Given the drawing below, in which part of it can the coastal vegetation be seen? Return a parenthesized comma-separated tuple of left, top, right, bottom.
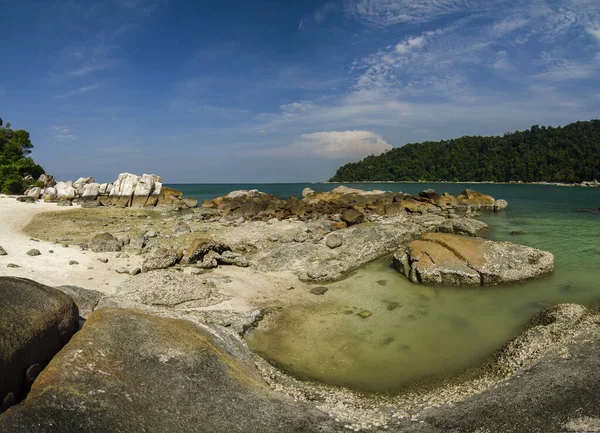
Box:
(330, 120, 600, 183)
(0, 118, 45, 194)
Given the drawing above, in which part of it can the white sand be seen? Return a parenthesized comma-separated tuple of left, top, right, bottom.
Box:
(0, 196, 140, 295)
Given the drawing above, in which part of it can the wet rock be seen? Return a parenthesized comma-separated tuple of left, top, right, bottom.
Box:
(0, 277, 77, 413)
(26, 249, 41, 256)
(16, 196, 35, 203)
(0, 308, 339, 432)
(89, 232, 122, 253)
(325, 233, 343, 249)
(394, 232, 554, 286)
(494, 199, 508, 212)
(310, 286, 329, 295)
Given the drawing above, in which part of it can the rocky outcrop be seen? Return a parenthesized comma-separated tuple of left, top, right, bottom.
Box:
(23, 173, 197, 210)
(0, 277, 78, 413)
(394, 232, 553, 285)
(0, 308, 339, 432)
(202, 186, 507, 223)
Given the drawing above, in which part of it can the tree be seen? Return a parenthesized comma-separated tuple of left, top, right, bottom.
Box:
(0, 118, 45, 194)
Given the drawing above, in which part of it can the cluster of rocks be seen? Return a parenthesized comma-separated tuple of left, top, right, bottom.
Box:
(393, 232, 554, 286)
(21, 173, 197, 209)
(200, 186, 508, 224)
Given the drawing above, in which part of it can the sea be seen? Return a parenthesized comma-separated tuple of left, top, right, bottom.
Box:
(168, 183, 600, 393)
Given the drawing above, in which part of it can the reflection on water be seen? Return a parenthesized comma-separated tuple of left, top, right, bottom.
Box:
(245, 184, 600, 392)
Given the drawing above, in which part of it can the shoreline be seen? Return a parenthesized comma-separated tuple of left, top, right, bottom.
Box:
(2, 189, 599, 431)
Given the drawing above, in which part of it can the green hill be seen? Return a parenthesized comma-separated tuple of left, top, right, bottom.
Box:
(329, 120, 600, 183)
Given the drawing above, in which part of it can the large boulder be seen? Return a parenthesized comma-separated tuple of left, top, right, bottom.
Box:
(131, 174, 162, 208)
(73, 177, 94, 195)
(0, 308, 339, 432)
(108, 173, 139, 207)
(26, 187, 41, 200)
(456, 189, 495, 211)
(80, 183, 100, 204)
(89, 233, 122, 253)
(54, 181, 76, 201)
(142, 247, 182, 272)
(209, 190, 285, 220)
(180, 238, 230, 264)
(394, 232, 554, 285)
(42, 187, 57, 202)
(37, 174, 56, 188)
(0, 277, 78, 413)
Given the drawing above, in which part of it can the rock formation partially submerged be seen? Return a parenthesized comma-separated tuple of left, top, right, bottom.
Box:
(202, 186, 508, 223)
(394, 232, 554, 285)
(22, 173, 197, 209)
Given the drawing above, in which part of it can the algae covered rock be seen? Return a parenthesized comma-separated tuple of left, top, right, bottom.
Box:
(0, 277, 78, 413)
(0, 308, 339, 432)
(394, 232, 554, 286)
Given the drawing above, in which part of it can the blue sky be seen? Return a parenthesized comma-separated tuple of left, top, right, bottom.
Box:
(1, 0, 599, 183)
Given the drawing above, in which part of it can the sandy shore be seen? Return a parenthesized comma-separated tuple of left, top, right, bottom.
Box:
(0, 195, 140, 295)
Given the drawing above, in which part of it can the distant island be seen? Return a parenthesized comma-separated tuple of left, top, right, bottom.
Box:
(329, 120, 600, 183)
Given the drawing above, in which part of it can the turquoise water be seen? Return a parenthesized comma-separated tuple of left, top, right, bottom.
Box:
(170, 183, 600, 392)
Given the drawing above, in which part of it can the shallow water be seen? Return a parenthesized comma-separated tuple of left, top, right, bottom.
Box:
(171, 182, 600, 392)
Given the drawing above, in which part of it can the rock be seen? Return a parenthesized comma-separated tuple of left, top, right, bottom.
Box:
(73, 176, 94, 195)
(0, 277, 78, 413)
(16, 196, 34, 203)
(130, 267, 141, 276)
(55, 285, 103, 319)
(438, 218, 489, 237)
(325, 233, 343, 249)
(394, 232, 554, 286)
(210, 190, 285, 220)
(132, 174, 162, 208)
(494, 199, 508, 212)
(181, 238, 230, 264)
(142, 248, 181, 272)
(56, 199, 72, 207)
(357, 310, 372, 318)
(456, 189, 496, 211)
(511, 230, 526, 235)
(419, 188, 440, 201)
(89, 233, 122, 253)
(172, 220, 191, 235)
(26, 187, 41, 200)
(341, 208, 364, 226)
(26, 249, 40, 256)
(0, 246, 6, 256)
(302, 187, 315, 197)
(41, 187, 57, 202)
(108, 173, 139, 207)
(79, 199, 100, 208)
(68, 260, 78, 265)
(310, 286, 329, 295)
(0, 308, 339, 432)
(330, 221, 347, 231)
(6, 264, 20, 268)
(199, 250, 220, 269)
(157, 186, 184, 208)
(54, 181, 77, 201)
(395, 197, 437, 214)
(385, 202, 406, 216)
(180, 197, 198, 208)
(113, 270, 217, 308)
(97, 258, 108, 263)
(130, 233, 146, 249)
(37, 174, 56, 188)
(80, 182, 100, 203)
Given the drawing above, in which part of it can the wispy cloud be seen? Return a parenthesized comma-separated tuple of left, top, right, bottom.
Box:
(56, 84, 99, 98)
(250, 130, 392, 159)
(69, 63, 114, 77)
(51, 126, 79, 141)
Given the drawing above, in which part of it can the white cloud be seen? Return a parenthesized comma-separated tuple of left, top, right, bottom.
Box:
(344, 0, 485, 25)
(588, 26, 600, 41)
(51, 126, 78, 141)
(491, 17, 528, 35)
(395, 36, 427, 54)
(493, 50, 512, 70)
(313, 2, 336, 23)
(253, 130, 392, 160)
(69, 64, 112, 77)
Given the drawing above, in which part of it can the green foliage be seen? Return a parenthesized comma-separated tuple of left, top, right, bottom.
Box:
(329, 120, 600, 183)
(0, 118, 45, 194)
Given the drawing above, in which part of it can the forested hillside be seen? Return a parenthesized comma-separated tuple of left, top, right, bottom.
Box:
(329, 120, 600, 183)
(0, 118, 45, 193)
